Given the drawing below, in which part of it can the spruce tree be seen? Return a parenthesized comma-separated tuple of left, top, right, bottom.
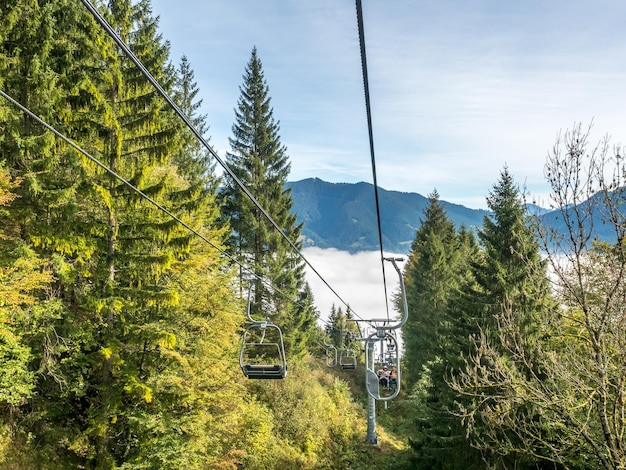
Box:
(402, 190, 457, 387)
(457, 167, 556, 468)
(172, 54, 217, 185)
(326, 304, 360, 353)
(222, 47, 316, 355)
(0, 3, 96, 466)
(401, 191, 482, 468)
(76, 2, 231, 466)
(1, 0, 225, 465)
(471, 166, 553, 360)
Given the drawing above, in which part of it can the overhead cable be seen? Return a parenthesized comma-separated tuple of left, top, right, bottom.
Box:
(79, 0, 362, 320)
(0, 88, 308, 313)
(355, 0, 390, 320)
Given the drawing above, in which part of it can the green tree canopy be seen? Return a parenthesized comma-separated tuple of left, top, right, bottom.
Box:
(400, 190, 481, 469)
(452, 167, 557, 469)
(221, 47, 317, 356)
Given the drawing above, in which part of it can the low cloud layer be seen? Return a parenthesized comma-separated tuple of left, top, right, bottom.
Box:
(302, 247, 405, 327)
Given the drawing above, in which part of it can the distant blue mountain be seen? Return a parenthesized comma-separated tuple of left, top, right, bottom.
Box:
(288, 178, 626, 254)
(539, 189, 626, 245)
(525, 203, 552, 216)
(287, 178, 490, 254)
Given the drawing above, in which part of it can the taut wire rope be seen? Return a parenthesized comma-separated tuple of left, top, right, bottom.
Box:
(355, 0, 390, 320)
(79, 0, 372, 324)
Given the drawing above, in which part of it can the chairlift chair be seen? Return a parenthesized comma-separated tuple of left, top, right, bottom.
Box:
(363, 258, 409, 401)
(322, 331, 338, 368)
(239, 283, 287, 380)
(365, 332, 399, 398)
(339, 348, 357, 370)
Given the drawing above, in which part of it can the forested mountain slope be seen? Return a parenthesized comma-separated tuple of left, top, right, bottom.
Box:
(288, 177, 626, 253)
(5, 2, 626, 469)
(288, 178, 490, 253)
(0, 3, 404, 468)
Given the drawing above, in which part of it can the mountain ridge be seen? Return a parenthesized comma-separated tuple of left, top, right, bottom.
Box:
(287, 178, 491, 253)
(288, 178, 626, 254)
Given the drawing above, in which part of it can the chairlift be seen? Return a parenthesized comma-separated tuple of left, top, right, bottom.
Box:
(366, 332, 399, 399)
(376, 353, 385, 366)
(239, 283, 287, 379)
(339, 348, 357, 370)
(322, 331, 338, 368)
(363, 258, 409, 401)
(384, 331, 398, 364)
(324, 327, 357, 370)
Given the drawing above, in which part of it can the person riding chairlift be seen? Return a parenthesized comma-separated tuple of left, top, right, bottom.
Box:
(389, 365, 397, 390)
(378, 366, 390, 389)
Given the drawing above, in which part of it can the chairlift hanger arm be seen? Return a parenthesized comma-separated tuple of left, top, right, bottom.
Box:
(364, 331, 401, 401)
(348, 258, 408, 332)
(379, 257, 408, 330)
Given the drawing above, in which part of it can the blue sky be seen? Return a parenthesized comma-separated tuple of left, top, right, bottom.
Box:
(146, 0, 626, 322)
(151, 0, 626, 211)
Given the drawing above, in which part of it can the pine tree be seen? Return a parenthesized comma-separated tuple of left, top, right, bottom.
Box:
(326, 304, 342, 347)
(401, 191, 482, 468)
(1, 3, 391, 468)
(221, 47, 315, 355)
(172, 54, 217, 185)
(0, 3, 95, 466)
(290, 281, 320, 354)
(0, 0, 84, 241)
(1, 0, 230, 465)
(470, 167, 554, 374)
(326, 304, 360, 352)
(402, 190, 457, 388)
(76, 3, 236, 466)
(455, 167, 556, 469)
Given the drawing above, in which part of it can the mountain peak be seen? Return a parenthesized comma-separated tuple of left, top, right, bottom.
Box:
(287, 178, 489, 254)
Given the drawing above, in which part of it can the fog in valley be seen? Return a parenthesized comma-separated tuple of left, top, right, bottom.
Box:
(302, 247, 405, 326)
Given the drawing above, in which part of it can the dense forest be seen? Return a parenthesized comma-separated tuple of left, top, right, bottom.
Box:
(2, 1, 626, 469)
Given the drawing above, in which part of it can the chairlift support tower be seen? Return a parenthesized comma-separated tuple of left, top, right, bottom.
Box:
(351, 257, 408, 444)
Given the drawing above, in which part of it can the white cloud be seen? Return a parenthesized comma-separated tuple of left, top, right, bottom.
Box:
(302, 247, 406, 328)
(152, 0, 626, 209)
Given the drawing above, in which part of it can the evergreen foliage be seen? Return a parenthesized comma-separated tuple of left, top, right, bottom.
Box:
(326, 304, 360, 349)
(5, 3, 626, 469)
(450, 126, 626, 469)
(221, 47, 317, 356)
(171, 54, 217, 188)
(0, 1, 239, 466)
(452, 167, 557, 469)
(400, 190, 481, 468)
(402, 190, 458, 387)
(0, 3, 402, 468)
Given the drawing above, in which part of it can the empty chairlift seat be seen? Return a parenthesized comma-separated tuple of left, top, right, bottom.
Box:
(239, 282, 288, 380)
(239, 322, 287, 380)
(340, 348, 357, 370)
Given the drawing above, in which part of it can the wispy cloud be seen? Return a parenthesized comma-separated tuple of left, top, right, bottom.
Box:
(153, 0, 626, 209)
